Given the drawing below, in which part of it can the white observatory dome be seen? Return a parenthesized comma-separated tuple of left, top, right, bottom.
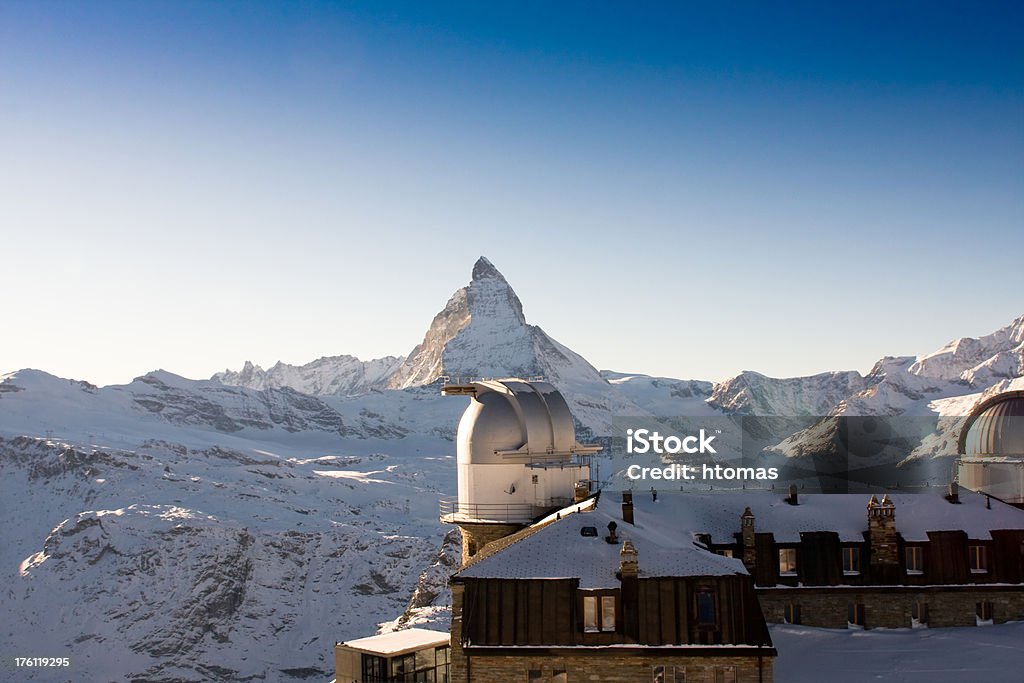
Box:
(441, 379, 599, 525)
(958, 391, 1024, 506)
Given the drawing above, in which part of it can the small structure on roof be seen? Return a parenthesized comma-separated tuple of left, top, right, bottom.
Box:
(334, 628, 449, 683)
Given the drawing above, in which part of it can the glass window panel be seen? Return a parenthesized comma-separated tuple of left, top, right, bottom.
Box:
(970, 545, 988, 571)
(779, 548, 797, 574)
(601, 596, 616, 631)
(697, 590, 716, 624)
(905, 546, 923, 573)
(583, 596, 598, 632)
(843, 547, 860, 573)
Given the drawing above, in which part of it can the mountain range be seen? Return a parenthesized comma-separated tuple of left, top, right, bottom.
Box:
(1, 256, 1021, 681)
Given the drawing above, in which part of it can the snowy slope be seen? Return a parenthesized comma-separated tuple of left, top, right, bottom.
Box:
(772, 622, 1024, 683)
(0, 370, 457, 682)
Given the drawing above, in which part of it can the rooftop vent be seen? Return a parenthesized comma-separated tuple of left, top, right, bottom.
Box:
(786, 484, 799, 506)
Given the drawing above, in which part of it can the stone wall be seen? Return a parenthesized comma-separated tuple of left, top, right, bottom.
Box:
(457, 522, 524, 565)
(454, 652, 772, 683)
(758, 585, 1024, 629)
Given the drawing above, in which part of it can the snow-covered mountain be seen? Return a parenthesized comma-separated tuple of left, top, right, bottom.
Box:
(217, 257, 646, 433)
(214, 355, 404, 397)
(2, 254, 1022, 682)
(771, 316, 1024, 464)
(708, 370, 866, 416)
(909, 315, 1024, 386)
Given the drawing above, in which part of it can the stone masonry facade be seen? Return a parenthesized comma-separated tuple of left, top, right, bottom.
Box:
(452, 653, 773, 683)
(758, 585, 1024, 629)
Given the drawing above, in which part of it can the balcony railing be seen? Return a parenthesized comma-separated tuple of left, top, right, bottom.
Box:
(439, 496, 573, 523)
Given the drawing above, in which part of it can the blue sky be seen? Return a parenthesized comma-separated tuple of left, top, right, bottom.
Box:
(2, 1, 1022, 385)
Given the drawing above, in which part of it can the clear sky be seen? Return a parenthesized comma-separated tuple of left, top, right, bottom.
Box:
(2, 1, 1022, 386)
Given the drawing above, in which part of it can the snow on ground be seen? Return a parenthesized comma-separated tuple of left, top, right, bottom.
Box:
(772, 622, 1024, 682)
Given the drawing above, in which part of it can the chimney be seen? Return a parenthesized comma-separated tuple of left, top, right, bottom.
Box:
(740, 507, 756, 572)
(946, 481, 960, 504)
(868, 494, 898, 581)
(622, 490, 635, 525)
(787, 484, 799, 505)
(574, 480, 591, 503)
(618, 539, 638, 579)
(605, 521, 619, 544)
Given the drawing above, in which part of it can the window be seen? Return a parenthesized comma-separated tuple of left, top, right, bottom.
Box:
(583, 596, 598, 632)
(784, 601, 801, 625)
(717, 548, 734, 558)
(552, 669, 567, 683)
(653, 666, 686, 683)
(361, 654, 387, 683)
(601, 596, 616, 631)
(715, 667, 736, 683)
(582, 593, 616, 632)
(848, 603, 865, 628)
(528, 671, 543, 683)
(842, 547, 861, 575)
(779, 547, 797, 575)
(912, 601, 928, 627)
(969, 545, 988, 573)
(977, 601, 994, 623)
(697, 590, 717, 624)
(905, 546, 923, 574)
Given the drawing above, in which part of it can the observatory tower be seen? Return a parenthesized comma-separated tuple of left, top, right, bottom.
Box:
(958, 390, 1024, 508)
(440, 379, 600, 564)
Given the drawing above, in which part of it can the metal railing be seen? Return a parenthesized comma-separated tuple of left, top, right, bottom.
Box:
(439, 496, 572, 523)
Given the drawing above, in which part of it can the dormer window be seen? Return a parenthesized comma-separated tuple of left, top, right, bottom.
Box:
(905, 546, 924, 574)
(778, 548, 797, 576)
(969, 545, 988, 573)
(696, 589, 717, 625)
(582, 592, 617, 632)
(842, 547, 861, 575)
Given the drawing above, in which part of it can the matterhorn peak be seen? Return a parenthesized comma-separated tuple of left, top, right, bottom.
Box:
(471, 255, 504, 282)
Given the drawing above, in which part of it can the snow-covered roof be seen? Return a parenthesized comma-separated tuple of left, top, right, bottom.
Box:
(340, 628, 449, 655)
(629, 488, 1024, 543)
(457, 488, 1024, 587)
(456, 502, 748, 588)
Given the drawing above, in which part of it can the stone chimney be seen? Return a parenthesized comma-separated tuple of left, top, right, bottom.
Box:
(868, 494, 898, 580)
(619, 539, 638, 579)
(740, 507, 756, 572)
(622, 490, 635, 525)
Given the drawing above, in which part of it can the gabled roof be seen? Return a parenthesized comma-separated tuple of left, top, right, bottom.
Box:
(455, 499, 747, 588)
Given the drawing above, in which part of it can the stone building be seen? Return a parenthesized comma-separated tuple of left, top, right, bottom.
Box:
(450, 496, 776, 683)
(625, 487, 1024, 630)
(437, 381, 1024, 681)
